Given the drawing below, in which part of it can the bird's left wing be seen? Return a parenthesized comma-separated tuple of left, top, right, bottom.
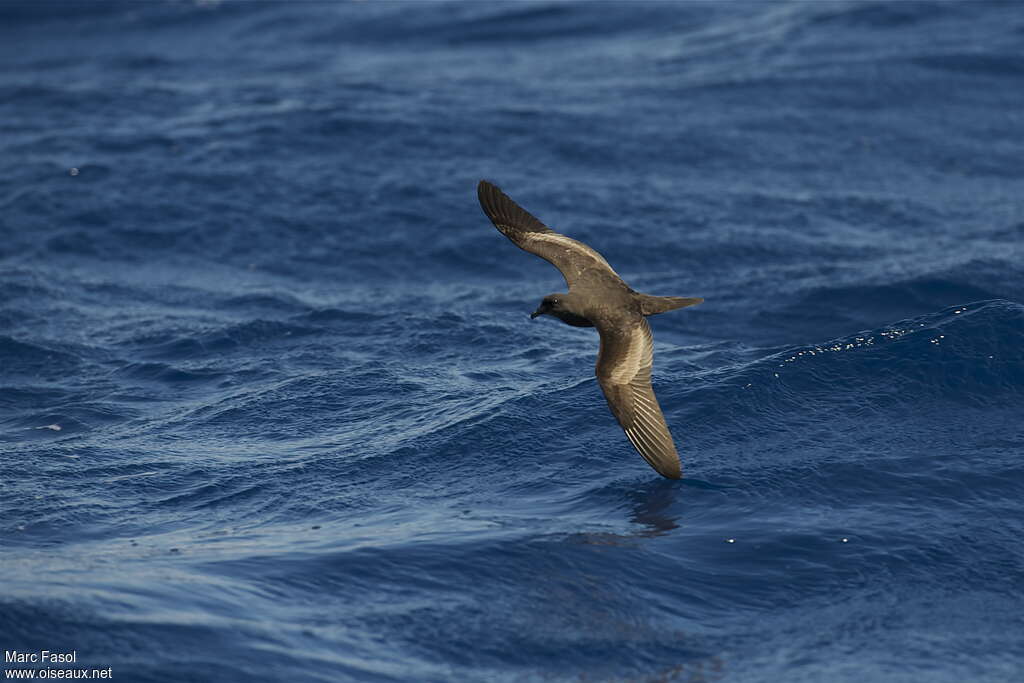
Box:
(477, 180, 624, 289)
(596, 318, 682, 479)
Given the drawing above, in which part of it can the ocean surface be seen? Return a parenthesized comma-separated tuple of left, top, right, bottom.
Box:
(2, 1, 1023, 681)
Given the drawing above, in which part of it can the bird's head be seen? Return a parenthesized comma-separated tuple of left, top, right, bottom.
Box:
(531, 294, 567, 320)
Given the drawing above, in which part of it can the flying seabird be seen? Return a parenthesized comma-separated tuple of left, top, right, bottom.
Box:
(477, 180, 703, 479)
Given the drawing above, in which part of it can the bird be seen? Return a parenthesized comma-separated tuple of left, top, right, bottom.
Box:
(477, 180, 703, 479)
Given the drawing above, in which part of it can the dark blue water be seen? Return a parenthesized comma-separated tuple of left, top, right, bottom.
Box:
(2, 2, 1023, 681)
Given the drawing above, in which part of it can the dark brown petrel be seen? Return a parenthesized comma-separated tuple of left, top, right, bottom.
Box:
(477, 180, 703, 479)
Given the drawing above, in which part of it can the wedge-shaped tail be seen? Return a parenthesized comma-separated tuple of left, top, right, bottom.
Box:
(637, 295, 703, 317)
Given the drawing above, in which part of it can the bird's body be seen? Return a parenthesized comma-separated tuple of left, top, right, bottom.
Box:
(477, 180, 702, 479)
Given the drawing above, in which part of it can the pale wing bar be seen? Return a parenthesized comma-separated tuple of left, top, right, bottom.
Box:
(597, 319, 682, 479)
(477, 180, 622, 288)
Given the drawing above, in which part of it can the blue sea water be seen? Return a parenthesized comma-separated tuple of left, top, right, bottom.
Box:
(2, 1, 1023, 681)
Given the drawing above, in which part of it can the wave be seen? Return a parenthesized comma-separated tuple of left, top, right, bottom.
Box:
(770, 298, 1021, 400)
(0, 335, 84, 376)
(805, 1, 962, 29)
(675, 300, 1023, 464)
(0, 1, 135, 22)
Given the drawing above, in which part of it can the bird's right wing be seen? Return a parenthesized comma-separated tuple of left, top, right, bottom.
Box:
(477, 180, 624, 289)
(596, 318, 682, 479)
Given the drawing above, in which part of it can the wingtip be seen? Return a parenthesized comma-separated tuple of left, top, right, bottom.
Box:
(477, 179, 498, 217)
(477, 179, 500, 210)
(476, 180, 553, 238)
(659, 465, 683, 480)
(477, 179, 498, 196)
(647, 450, 683, 479)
